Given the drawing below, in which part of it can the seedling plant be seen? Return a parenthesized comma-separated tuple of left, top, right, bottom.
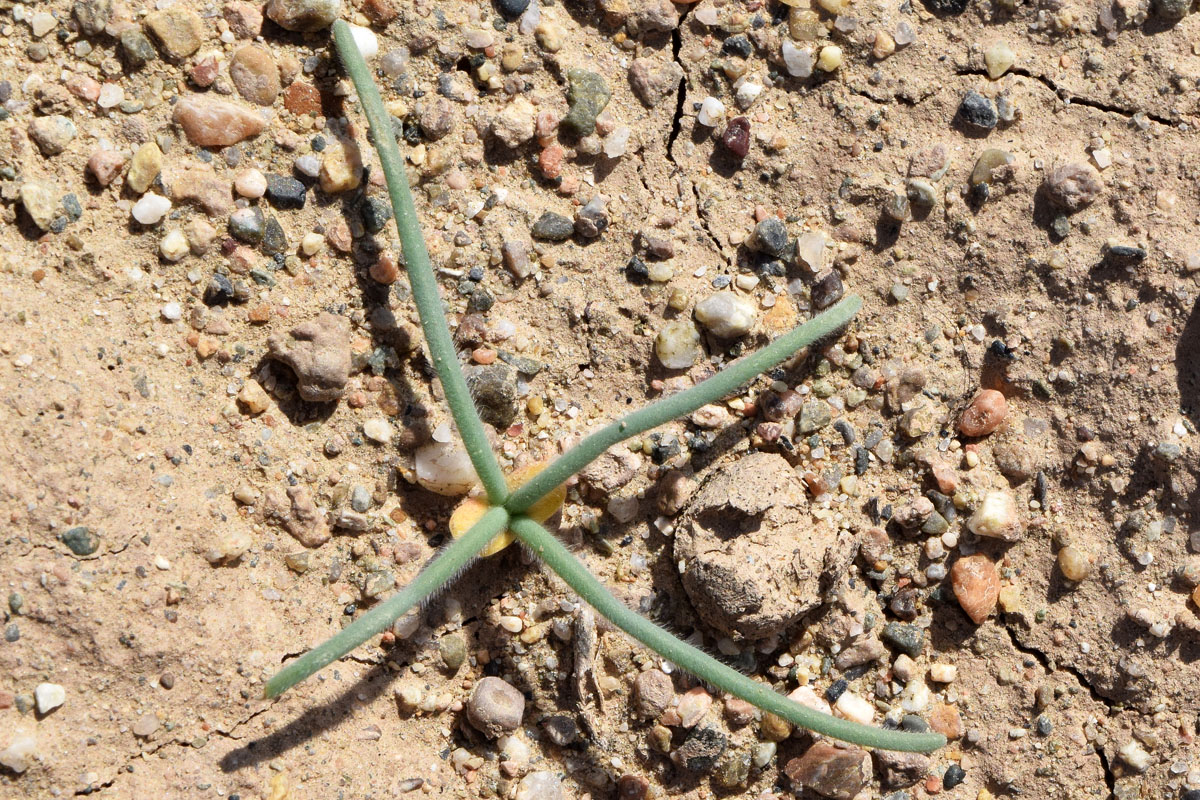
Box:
(264, 20, 945, 757)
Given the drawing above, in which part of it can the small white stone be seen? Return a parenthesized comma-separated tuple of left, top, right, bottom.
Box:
(234, 168, 267, 199)
(294, 154, 321, 178)
(655, 319, 703, 370)
(892, 654, 918, 682)
(900, 678, 931, 712)
(929, 663, 958, 683)
(516, 771, 563, 800)
(30, 12, 57, 38)
(498, 615, 524, 633)
(817, 45, 843, 72)
(967, 490, 1020, 540)
(1119, 740, 1151, 772)
(1091, 147, 1112, 170)
(734, 78, 762, 109)
(834, 692, 874, 724)
(0, 735, 36, 773)
(795, 231, 826, 271)
(97, 84, 124, 109)
(694, 292, 757, 338)
(498, 734, 531, 768)
(34, 683, 66, 714)
(984, 42, 1015, 79)
(132, 193, 172, 225)
(160, 302, 183, 321)
(415, 442, 478, 496)
(697, 96, 725, 127)
(363, 418, 393, 444)
(301, 232, 326, 256)
(160, 229, 189, 262)
(603, 126, 631, 158)
(348, 23, 379, 60)
(781, 39, 813, 78)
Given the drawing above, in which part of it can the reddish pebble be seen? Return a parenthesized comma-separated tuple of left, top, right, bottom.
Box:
(721, 116, 751, 159)
(87, 150, 127, 186)
(66, 75, 101, 103)
(928, 702, 963, 739)
(284, 82, 322, 116)
(617, 774, 649, 800)
(951, 554, 1000, 624)
(925, 774, 943, 794)
(370, 251, 400, 284)
(327, 218, 353, 252)
(535, 110, 560, 145)
(190, 54, 219, 88)
(539, 144, 564, 179)
(247, 304, 271, 324)
(472, 347, 497, 365)
(958, 389, 1007, 437)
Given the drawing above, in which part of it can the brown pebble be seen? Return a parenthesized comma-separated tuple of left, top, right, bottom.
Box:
(1057, 545, 1092, 582)
(928, 702, 962, 739)
(230, 45, 281, 106)
(958, 389, 1007, 437)
(784, 742, 873, 800)
(369, 251, 400, 284)
(87, 150, 126, 186)
(173, 96, 267, 147)
(617, 774, 649, 800)
(284, 82, 322, 116)
(224, 2, 264, 38)
(190, 54, 219, 88)
(951, 554, 1000, 624)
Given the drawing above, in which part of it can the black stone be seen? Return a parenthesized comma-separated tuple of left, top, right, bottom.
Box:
(1035, 715, 1053, 736)
(921, 0, 969, 13)
(463, 362, 518, 428)
(942, 764, 966, 789)
(626, 256, 649, 282)
(119, 29, 156, 67)
(748, 217, 789, 258)
(673, 727, 727, 773)
(204, 273, 235, 306)
(721, 35, 752, 58)
(957, 91, 997, 130)
(495, 0, 530, 19)
(825, 679, 848, 703)
(541, 715, 579, 746)
(901, 715, 930, 733)
(1104, 244, 1147, 265)
(811, 270, 844, 309)
(362, 196, 393, 234)
(881, 622, 924, 657)
(265, 174, 307, 210)
(261, 216, 287, 255)
(531, 211, 574, 241)
(229, 207, 265, 244)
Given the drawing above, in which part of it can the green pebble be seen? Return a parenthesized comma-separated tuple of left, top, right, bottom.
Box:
(61, 526, 99, 556)
(439, 633, 468, 672)
(881, 622, 924, 657)
(561, 69, 611, 137)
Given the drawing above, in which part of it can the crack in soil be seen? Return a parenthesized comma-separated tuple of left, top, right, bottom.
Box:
(998, 619, 1118, 795)
(957, 67, 1175, 127)
(662, 10, 725, 261)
